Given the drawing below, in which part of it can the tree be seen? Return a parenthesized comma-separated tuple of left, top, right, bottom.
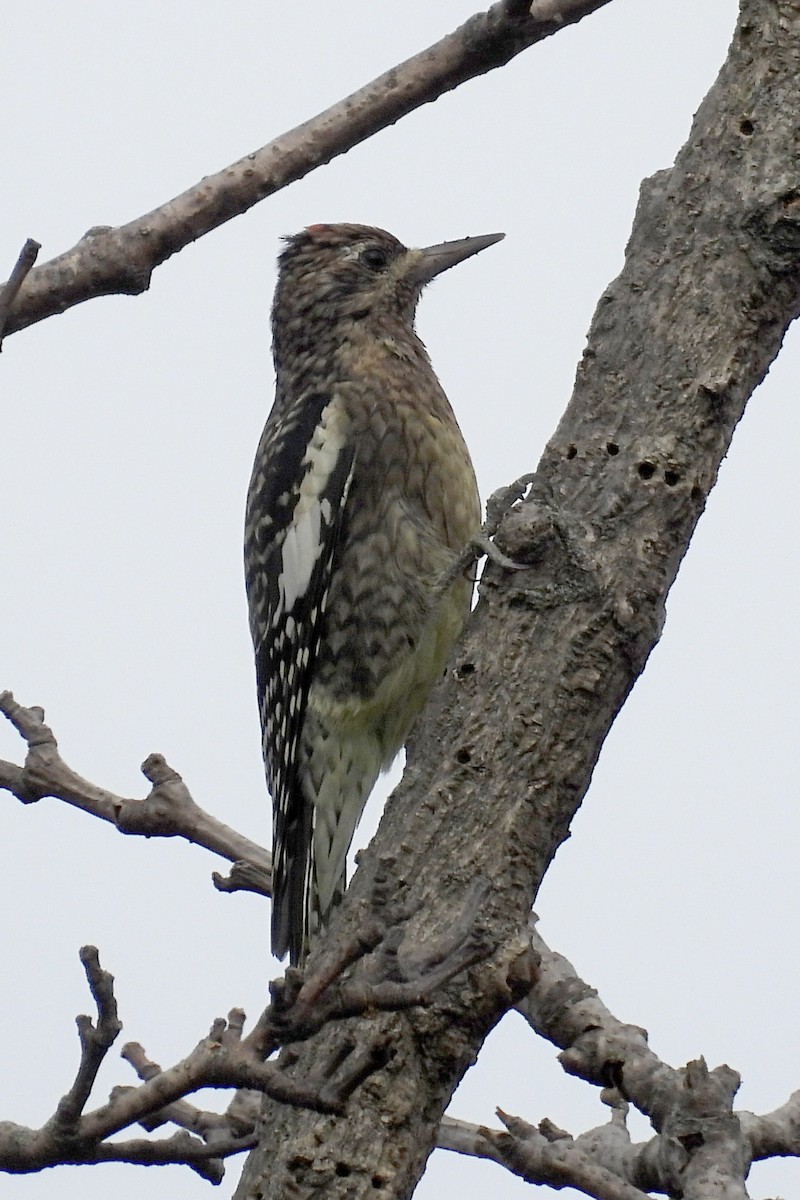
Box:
(1, 1, 797, 1198)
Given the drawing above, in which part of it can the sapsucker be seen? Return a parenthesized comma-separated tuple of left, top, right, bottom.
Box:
(245, 223, 504, 966)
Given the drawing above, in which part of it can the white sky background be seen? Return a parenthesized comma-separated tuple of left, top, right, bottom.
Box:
(1, 2, 796, 1198)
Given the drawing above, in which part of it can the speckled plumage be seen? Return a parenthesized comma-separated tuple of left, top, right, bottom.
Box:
(245, 223, 502, 965)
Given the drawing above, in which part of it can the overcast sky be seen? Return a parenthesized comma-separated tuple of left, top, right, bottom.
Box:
(3, 2, 797, 1198)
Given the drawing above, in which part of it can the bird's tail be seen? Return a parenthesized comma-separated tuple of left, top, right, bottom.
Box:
(270, 792, 314, 966)
(281, 726, 384, 966)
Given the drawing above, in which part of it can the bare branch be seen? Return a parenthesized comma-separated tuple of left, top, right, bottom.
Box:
(55, 1130, 249, 1184)
(494, 1107, 654, 1200)
(513, 925, 755, 1199)
(0, 239, 39, 345)
(213, 860, 271, 897)
(0, 971, 376, 1176)
(517, 920, 681, 1124)
(742, 1089, 800, 1160)
(0, 0, 613, 338)
(441, 1008, 759, 1200)
(0, 876, 489, 1178)
(440, 1109, 654, 1200)
(662, 1059, 749, 1200)
(0, 691, 271, 889)
(51, 947, 122, 1133)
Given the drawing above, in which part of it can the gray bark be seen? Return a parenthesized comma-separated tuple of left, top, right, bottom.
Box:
(236, 1, 800, 1196)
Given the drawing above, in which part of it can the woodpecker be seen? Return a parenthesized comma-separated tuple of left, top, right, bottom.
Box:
(245, 223, 504, 966)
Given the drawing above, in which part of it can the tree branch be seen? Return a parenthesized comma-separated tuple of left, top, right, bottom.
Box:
(0, 239, 39, 345)
(0, 690, 272, 889)
(0, 872, 490, 1180)
(52, 947, 122, 1133)
(445, 924, 791, 1198)
(518, 921, 681, 1125)
(742, 1090, 800, 1161)
(440, 1109, 653, 1200)
(0, 0, 612, 338)
(516, 925, 754, 1198)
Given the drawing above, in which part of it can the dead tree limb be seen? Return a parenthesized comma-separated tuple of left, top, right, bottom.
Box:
(0, 0, 611, 338)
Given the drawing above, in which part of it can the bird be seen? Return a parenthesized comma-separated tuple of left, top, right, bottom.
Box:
(244, 223, 504, 966)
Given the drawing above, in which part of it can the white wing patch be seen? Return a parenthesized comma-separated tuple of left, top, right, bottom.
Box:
(278, 399, 348, 616)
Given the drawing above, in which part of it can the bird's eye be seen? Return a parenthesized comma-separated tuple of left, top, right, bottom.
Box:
(360, 246, 389, 271)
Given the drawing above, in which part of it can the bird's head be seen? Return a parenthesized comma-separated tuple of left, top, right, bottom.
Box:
(271, 224, 504, 360)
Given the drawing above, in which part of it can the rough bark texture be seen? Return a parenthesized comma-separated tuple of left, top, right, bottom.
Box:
(236, 2, 800, 1197)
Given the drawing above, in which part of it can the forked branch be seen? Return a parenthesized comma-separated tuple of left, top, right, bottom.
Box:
(439, 923, 800, 1200)
(0, 870, 492, 1181)
(0, 691, 271, 893)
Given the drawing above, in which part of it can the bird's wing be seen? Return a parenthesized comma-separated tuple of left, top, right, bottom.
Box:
(245, 390, 355, 962)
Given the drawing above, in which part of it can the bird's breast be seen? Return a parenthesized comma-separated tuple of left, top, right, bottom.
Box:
(309, 367, 480, 749)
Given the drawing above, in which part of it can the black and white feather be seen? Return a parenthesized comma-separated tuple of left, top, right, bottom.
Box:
(245, 389, 355, 962)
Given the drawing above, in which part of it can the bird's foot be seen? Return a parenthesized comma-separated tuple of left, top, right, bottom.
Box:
(437, 472, 538, 591)
(483, 472, 538, 540)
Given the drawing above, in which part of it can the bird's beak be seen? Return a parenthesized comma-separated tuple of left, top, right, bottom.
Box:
(409, 232, 505, 286)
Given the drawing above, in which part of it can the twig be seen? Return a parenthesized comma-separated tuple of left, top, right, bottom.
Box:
(441, 1104, 652, 1200)
(0, 877, 490, 1178)
(51, 947, 122, 1133)
(0, 239, 39, 346)
(0, 1, 613, 338)
(493, 1108, 652, 1200)
(440, 1111, 654, 1200)
(0, 691, 271, 890)
(213, 859, 271, 897)
(508, 923, 756, 1198)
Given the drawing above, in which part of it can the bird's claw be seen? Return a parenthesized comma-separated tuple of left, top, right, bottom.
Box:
(473, 471, 538, 574)
(483, 473, 538, 536)
(471, 534, 528, 573)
